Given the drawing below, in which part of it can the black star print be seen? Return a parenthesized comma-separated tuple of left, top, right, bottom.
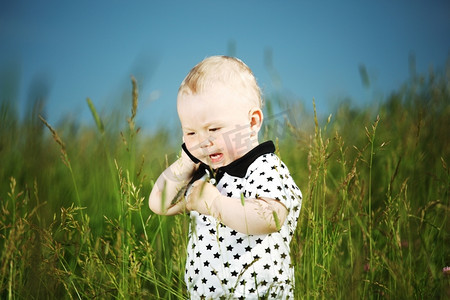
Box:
(240, 279, 246, 286)
(202, 278, 207, 284)
(190, 260, 194, 266)
(184, 145, 303, 297)
(273, 276, 278, 282)
(196, 252, 201, 257)
(193, 285, 198, 291)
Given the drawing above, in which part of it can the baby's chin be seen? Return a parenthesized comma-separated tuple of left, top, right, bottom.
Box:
(203, 160, 226, 170)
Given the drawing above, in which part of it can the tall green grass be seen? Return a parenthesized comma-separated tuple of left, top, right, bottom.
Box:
(1, 67, 449, 299)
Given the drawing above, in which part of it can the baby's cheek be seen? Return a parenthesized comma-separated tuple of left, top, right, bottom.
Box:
(184, 140, 200, 154)
(226, 132, 253, 157)
(186, 144, 208, 162)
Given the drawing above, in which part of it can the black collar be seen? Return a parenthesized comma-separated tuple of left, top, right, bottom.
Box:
(187, 141, 275, 184)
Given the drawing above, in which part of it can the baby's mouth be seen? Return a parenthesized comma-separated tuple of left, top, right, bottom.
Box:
(209, 153, 223, 163)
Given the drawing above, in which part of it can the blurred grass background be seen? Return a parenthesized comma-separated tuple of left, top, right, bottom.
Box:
(1, 60, 449, 298)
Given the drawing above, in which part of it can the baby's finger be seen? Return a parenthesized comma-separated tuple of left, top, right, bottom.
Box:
(192, 179, 210, 196)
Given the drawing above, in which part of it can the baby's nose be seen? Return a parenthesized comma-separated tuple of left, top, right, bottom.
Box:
(199, 134, 214, 148)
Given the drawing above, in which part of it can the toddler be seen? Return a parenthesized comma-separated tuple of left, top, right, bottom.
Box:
(149, 56, 302, 299)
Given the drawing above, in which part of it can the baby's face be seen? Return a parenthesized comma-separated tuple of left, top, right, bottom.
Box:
(178, 84, 261, 169)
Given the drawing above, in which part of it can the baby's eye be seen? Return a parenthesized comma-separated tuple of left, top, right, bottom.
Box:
(186, 132, 195, 136)
(209, 127, 221, 132)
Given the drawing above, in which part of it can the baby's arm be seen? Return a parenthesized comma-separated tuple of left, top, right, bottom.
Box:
(149, 149, 198, 215)
(187, 180, 288, 235)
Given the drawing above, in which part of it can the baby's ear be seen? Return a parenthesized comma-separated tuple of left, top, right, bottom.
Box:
(249, 107, 263, 134)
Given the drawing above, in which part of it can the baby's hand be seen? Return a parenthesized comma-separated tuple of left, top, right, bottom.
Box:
(179, 146, 200, 175)
(186, 179, 221, 216)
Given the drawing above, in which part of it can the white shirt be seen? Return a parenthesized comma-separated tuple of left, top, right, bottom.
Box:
(185, 141, 302, 299)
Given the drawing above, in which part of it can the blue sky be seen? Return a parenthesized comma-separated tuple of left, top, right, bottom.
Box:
(1, 0, 449, 132)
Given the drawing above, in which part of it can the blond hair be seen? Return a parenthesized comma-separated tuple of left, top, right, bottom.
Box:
(178, 56, 262, 108)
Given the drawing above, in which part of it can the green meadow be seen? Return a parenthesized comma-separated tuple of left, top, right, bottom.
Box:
(1, 67, 449, 299)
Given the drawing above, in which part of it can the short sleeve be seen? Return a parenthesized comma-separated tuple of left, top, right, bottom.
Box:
(243, 153, 299, 210)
